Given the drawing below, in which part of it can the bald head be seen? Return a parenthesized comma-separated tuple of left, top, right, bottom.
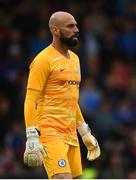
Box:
(48, 11, 79, 47)
(49, 11, 75, 29)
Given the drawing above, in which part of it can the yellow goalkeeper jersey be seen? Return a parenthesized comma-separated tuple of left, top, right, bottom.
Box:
(27, 45, 81, 146)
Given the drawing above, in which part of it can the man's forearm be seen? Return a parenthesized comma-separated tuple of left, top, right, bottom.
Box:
(76, 103, 85, 127)
(24, 89, 41, 127)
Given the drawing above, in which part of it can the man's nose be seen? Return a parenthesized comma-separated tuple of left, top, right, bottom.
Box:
(74, 26, 79, 33)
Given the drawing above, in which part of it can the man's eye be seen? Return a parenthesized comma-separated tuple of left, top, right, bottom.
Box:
(67, 24, 74, 28)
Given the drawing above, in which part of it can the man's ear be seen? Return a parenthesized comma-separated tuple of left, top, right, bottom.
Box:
(53, 26, 60, 36)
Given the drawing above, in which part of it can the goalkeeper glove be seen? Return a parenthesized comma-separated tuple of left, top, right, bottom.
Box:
(78, 122, 101, 161)
(24, 126, 47, 167)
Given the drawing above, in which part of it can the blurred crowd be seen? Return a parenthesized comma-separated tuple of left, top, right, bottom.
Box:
(0, 0, 136, 178)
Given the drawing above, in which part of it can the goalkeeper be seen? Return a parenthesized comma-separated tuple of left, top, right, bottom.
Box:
(24, 11, 100, 179)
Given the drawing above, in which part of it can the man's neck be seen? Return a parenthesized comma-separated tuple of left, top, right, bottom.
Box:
(52, 41, 70, 59)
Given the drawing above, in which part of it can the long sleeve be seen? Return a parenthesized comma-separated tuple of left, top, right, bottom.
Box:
(24, 54, 50, 128)
(76, 103, 85, 127)
(24, 89, 41, 127)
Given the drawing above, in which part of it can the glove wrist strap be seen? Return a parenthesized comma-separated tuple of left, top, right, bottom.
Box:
(26, 126, 39, 139)
(78, 122, 91, 137)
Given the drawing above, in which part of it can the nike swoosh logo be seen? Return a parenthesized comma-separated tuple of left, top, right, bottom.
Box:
(60, 68, 65, 71)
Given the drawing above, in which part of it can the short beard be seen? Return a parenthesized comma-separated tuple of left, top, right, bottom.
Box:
(60, 32, 79, 47)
